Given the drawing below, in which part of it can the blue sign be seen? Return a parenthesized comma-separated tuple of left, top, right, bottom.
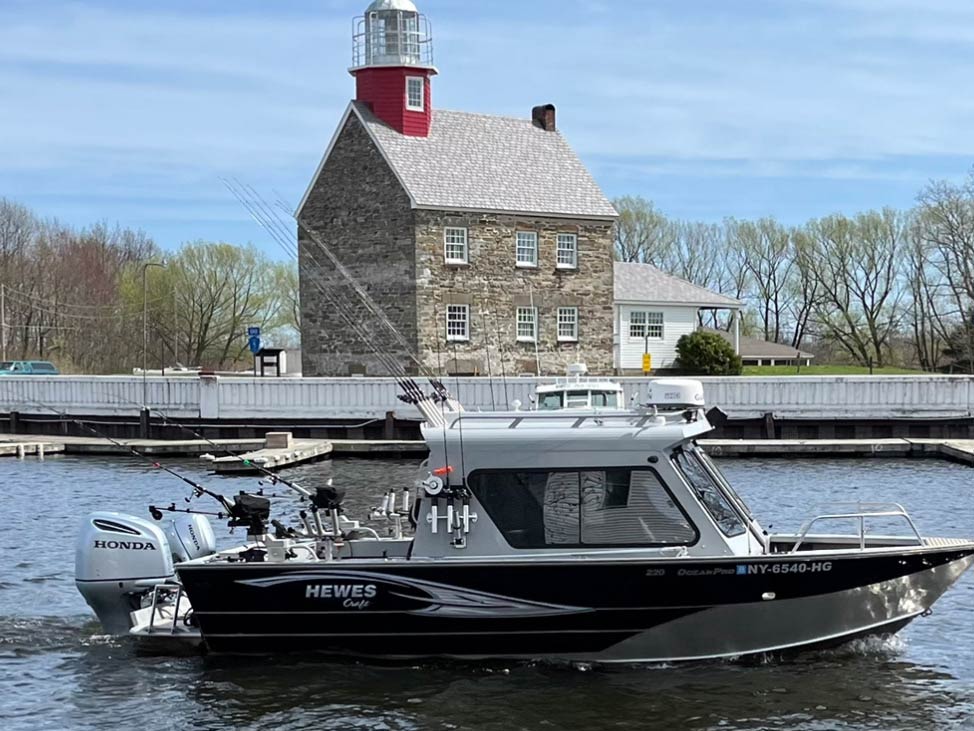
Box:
(247, 326, 261, 338)
(248, 335, 261, 354)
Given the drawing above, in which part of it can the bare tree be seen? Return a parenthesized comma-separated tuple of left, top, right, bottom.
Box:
(732, 217, 793, 343)
(915, 174, 974, 371)
(612, 196, 675, 264)
(805, 210, 905, 367)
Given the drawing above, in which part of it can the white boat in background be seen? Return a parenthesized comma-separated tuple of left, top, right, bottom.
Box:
(532, 363, 626, 411)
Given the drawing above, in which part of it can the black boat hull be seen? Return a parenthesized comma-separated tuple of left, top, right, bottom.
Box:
(176, 547, 974, 661)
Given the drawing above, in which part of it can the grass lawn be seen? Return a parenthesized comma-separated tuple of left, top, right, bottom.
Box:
(742, 364, 928, 376)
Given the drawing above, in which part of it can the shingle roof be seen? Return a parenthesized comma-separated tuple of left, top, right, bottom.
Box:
(613, 261, 742, 308)
(703, 327, 815, 359)
(352, 102, 618, 219)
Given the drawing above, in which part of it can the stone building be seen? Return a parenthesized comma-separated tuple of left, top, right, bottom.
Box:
(297, 0, 618, 377)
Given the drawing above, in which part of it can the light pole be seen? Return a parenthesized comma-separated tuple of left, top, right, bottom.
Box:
(142, 261, 165, 409)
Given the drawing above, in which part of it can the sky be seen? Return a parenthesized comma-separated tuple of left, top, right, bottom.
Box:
(2, 0, 973, 258)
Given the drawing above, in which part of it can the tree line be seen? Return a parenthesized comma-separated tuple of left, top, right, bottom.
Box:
(0, 198, 298, 373)
(613, 169, 974, 371)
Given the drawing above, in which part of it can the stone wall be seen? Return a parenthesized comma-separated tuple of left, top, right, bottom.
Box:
(298, 113, 418, 376)
(414, 210, 616, 376)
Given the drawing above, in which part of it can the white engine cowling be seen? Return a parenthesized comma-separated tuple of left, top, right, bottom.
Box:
(75, 512, 175, 634)
(162, 513, 217, 562)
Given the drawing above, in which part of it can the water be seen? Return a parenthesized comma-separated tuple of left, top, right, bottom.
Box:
(2, 455, 974, 730)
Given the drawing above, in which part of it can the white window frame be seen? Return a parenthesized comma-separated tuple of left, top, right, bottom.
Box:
(515, 231, 538, 268)
(405, 76, 425, 112)
(629, 310, 664, 340)
(516, 306, 537, 342)
(443, 227, 468, 264)
(556, 233, 577, 269)
(446, 304, 469, 341)
(557, 306, 578, 342)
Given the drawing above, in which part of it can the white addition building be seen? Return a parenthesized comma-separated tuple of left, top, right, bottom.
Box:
(613, 262, 742, 373)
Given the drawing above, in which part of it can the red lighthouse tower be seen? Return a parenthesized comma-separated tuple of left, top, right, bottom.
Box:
(350, 0, 437, 137)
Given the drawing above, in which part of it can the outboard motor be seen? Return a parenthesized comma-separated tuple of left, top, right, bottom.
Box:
(75, 512, 175, 634)
(161, 513, 217, 563)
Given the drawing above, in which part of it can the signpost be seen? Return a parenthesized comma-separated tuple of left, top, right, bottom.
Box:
(642, 352, 652, 374)
(248, 327, 261, 376)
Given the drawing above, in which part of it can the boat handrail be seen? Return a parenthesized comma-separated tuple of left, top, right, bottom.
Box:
(444, 410, 693, 429)
(790, 506, 924, 552)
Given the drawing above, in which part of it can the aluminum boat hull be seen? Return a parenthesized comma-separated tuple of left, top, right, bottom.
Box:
(176, 546, 974, 661)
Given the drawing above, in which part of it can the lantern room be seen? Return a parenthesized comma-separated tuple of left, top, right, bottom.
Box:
(350, 0, 437, 137)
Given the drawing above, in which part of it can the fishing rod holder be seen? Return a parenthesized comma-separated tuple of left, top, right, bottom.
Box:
(425, 485, 478, 548)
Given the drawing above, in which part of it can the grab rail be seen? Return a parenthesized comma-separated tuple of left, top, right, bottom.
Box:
(790, 503, 924, 552)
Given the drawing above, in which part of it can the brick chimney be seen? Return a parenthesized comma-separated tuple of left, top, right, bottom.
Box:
(532, 104, 556, 132)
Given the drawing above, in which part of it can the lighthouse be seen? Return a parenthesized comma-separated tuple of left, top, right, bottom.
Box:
(350, 0, 437, 137)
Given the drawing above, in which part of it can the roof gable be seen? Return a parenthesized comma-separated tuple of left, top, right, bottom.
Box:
(613, 261, 742, 308)
(298, 101, 617, 220)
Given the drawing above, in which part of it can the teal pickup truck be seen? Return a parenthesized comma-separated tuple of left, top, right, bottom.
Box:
(0, 360, 59, 375)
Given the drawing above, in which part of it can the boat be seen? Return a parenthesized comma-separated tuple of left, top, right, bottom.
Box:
(531, 362, 626, 411)
(75, 378, 974, 661)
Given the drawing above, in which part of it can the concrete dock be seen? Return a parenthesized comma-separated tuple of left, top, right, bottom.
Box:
(4, 432, 974, 467)
(0, 433, 427, 460)
(0, 440, 65, 458)
(211, 433, 333, 474)
(700, 438, 974, 466)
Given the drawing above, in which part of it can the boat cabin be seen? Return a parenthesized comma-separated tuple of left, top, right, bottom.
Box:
(533, 363, 625, 411)
(415, 379, 769, 559)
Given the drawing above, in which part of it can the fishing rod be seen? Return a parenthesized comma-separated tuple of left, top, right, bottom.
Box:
(92, 391, 315, 501)
(0, 386, 235, 514)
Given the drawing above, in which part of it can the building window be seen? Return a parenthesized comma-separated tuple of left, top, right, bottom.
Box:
(443, 227, 468, 264)
(516, 231, 537, 267)
(629, 310, 664, 339)
(405, 76, 424, 111)
(556, 233, 577, 269)
(557, 307, 578, 341)
(516, 306, 537, 342)
(446, 304, 469, 341)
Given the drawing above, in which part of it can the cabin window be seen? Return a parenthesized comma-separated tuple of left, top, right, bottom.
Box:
(591, 391, 619, 408)
(629, 311, 664, 339)
(443, 227, 468, 263)
(468, 468, 697, 549)
(538, 392, 563, 410)
(556, 234, 577, 268)
(671, 448, 745, 537)
(445, 304, 469, 341)
(405, 76, 425, 111)
(516, 231, 538, 267)
(565, 390, 590, 408)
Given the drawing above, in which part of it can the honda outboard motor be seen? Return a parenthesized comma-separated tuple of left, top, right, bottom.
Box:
(75, 512, 175, 634)
(162, 513, 217, 563)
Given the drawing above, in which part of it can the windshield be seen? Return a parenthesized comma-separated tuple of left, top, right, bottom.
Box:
(0, 362, 11, 370)
(671, 447, 745, 537)
(688, 443, 754, 519)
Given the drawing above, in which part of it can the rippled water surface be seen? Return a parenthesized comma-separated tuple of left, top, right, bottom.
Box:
(2, 454, 973, 730)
